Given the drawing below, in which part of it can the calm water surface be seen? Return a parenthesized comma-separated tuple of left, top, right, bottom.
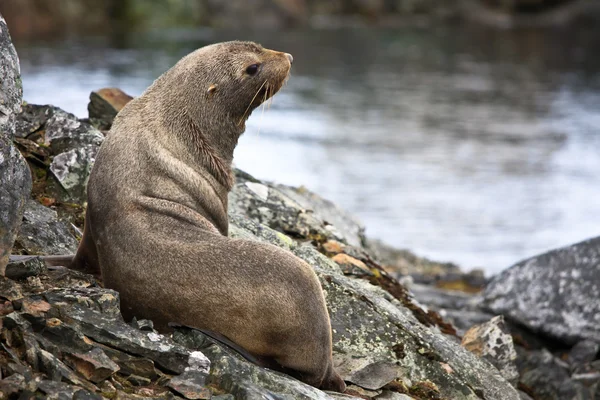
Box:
(15, 26, 600, 274)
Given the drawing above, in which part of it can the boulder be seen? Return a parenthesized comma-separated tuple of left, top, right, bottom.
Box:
(483, 236, 600, 345)
(0, 13, 31, 275)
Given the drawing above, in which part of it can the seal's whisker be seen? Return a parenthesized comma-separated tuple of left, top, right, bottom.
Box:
(238, 79, 268, 126)
(268, 85, 274, 110)
(257, 84, 269, 137)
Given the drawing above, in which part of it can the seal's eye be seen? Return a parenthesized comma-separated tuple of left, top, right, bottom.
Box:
(246, 64, 260, 75)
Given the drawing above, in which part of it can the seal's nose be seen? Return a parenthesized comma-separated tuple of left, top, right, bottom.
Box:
(285, 53, 293, 65)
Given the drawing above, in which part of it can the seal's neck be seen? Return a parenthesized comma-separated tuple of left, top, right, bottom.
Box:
(181, 112, 237, 190)
(148, 71, 245, 192)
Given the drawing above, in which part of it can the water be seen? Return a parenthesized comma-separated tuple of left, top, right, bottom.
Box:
(14, 25, 600, 274)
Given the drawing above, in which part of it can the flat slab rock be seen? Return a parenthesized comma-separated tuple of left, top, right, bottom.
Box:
(483, 236, 600, 345)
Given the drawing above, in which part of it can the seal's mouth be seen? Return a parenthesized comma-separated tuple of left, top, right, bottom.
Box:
(238, 78, 287, 125)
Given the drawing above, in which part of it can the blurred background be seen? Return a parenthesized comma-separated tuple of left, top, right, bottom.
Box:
(2, 0, 600, 274)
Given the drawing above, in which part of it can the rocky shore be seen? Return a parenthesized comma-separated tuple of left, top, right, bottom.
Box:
(1, 14, 599, 400)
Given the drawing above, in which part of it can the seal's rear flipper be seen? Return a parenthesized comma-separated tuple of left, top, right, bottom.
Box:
(168, 322, 276, 367)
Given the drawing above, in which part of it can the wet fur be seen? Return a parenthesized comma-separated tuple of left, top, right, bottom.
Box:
(70, 41, 345, 392)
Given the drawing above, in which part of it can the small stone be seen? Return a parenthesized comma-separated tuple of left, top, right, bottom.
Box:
(20, 298, 51, 315)
(14, 104, 48, 138)
(212, 395, 234, 400)
(186, 351, 211, 374)
(98, 343, 158, 379)
(167, 370, 212, 399)
(88, 88, 133, 130)
(15, 200, 79, 255)
(126, 374, 152, 386)
(343, 360, 400, 390)
(5, 256, 46, 280)
(0, 277, 22, 301)
(571, 371, 600, 386)
(73, 389, 104, 400)
(130, 318, 155, 332)
(345, 384, 381, 398)
(49, 146, 100, 202)
(376, 392, 415, 399)
(0, 300, 14, 316)
(98, 379, 117, 396)
(38, 349, 99, 392)
(0, 373, 26, 397)
(322, 240, 345, 255)
(462, 316, 519, 385)
(37, 379, 77, 398)
(332, 253, 371, 276)
(568, 340, 600, 367)
(64, 347, 120, 383)
(244, 182, 269, 201)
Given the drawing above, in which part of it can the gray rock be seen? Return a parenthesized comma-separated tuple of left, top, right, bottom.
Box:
(44, 107, 104, 154)
(229, 169, 365, 247)
(44, 108, 103, 202)
(167, 370, 211, 399)
(461, 316, 519, 385)
(0, 276, 23, 300)
(93, 342, 159, 379)
(5, 255, 46, 279)
(0, 14, 32, 276)
(37, 379, 103, 400)
(43, 286, 121, 316)
(274, 183, 366, 248)
(0, 373, 27, 397)
(38, 348, 99, 392)
(483, 236, 600, 345)
(342, 360, 399, 390)
(14, 200, 78, 255)
(126, 374, 152, 386)
(375, 393, 415, 400)
(14, 103, 48, 138)
(568, 340, 600, 368)
(63, 347, 120, 383)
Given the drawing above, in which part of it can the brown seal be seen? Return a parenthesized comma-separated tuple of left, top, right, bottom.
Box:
(70, 41, 345, 392)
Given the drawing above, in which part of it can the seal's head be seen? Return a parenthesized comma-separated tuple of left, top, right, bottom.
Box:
(157, 41, 292, 132)
(199, 41, 293, 124)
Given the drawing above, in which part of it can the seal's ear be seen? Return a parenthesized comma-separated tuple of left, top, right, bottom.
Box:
(207, 84, 218, 98)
